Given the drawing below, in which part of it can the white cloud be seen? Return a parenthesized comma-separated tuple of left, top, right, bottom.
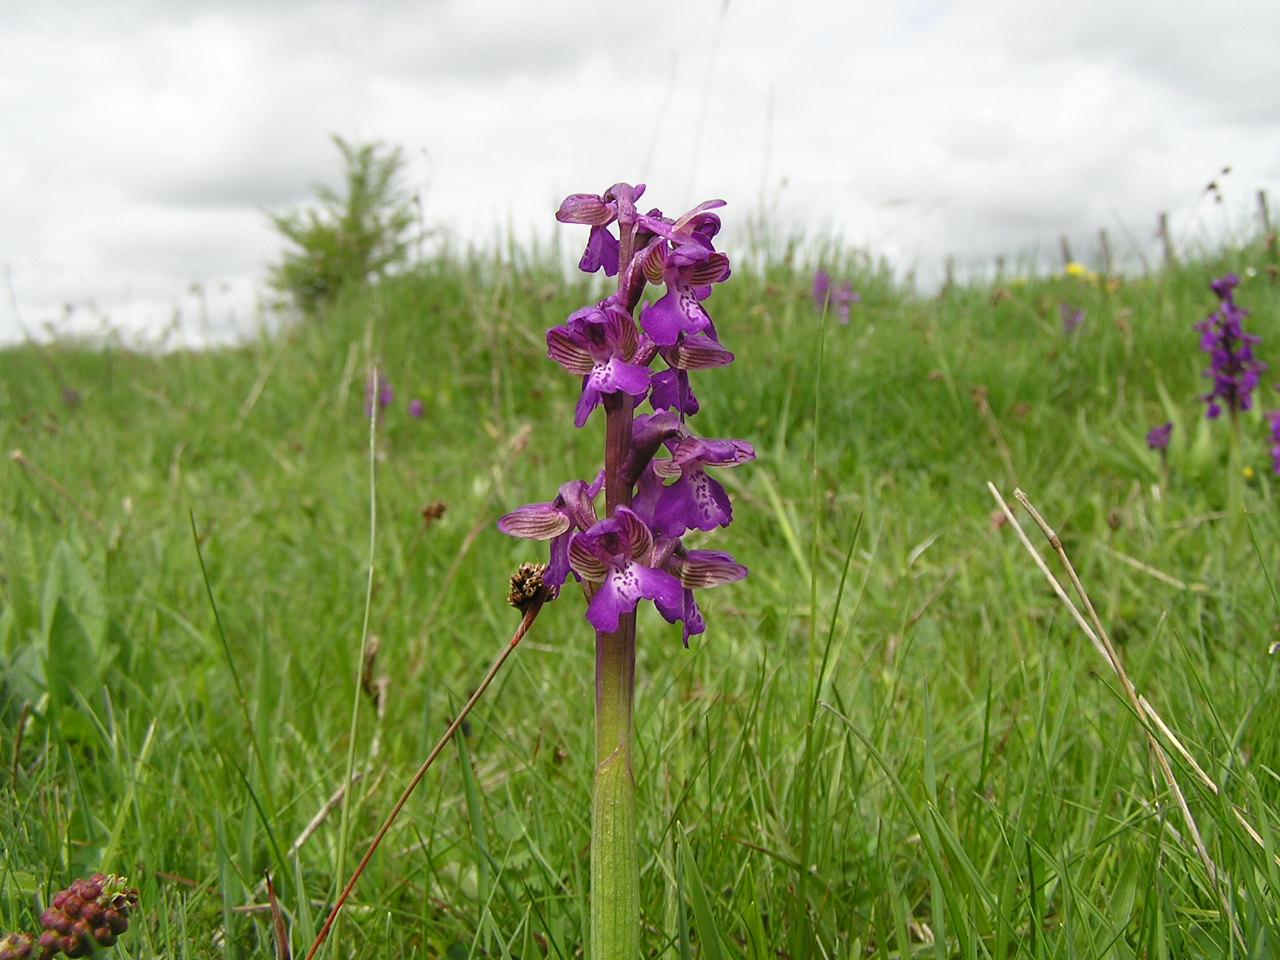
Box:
(2, 0, 1278, 344)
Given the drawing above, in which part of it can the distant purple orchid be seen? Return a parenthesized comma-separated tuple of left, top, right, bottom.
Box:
(813, 268, 860, 324)
(409, 398, 425, 418)
(1147, 422, 1173, 452)
(1194, 273, 1266, 419)
(364, 369, 394, 418)
(1060, 302, 1086, 334)
(812, 269, 832, 310)
(1267, 410, 1280, 475)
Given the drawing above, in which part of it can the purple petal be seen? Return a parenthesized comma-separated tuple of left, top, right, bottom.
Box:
(568, 533, 609, 582)
(640, 287, 711, 346)
(574, 381, 603, 428)
(654, 469, 733, 535)
(648, 368, 699, 415)
(676, 550, 748, 589)
(665, 333, 734, 370)
(558, 478, 601, 530)
(547, 328, 594, 374)
(556, 193, 615, 226)
(579, 225, 620, 276)
(498, 502, 571, 540)
(547, 533, 573, 587)
(654, 587, 706, 647)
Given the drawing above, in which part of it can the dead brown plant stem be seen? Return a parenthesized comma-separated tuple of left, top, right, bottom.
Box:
(10, 449, 106, 533)
(303, 589, 548, 960)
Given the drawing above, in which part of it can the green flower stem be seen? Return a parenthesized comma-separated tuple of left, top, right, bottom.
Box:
(1228, 408, 1244, 544)
(592, 614, 640, 960)
(591, 389, 640, 958)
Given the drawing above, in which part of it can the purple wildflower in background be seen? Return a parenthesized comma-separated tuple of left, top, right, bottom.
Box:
(812, 269, 832, 310)
(1268, 410, 1280, 474)
(1147, 422, 1173, 451)
(832, 282, 860, 324)
(364, 369, 394, 418)
(1194, 273, 1266, 419)
(812, 269, 861, 324)
(409, 398, 424, 418)
(1060, 301, 1086, 333)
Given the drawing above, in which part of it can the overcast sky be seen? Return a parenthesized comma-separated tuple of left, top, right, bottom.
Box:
(3, 0, 1278, 346)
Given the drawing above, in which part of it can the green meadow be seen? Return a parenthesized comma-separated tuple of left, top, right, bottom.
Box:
(2, 232, 1279, 958)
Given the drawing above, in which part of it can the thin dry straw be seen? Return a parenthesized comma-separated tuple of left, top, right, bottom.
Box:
(987, 483, 1259, 949)
(999, 486, 1276, 857)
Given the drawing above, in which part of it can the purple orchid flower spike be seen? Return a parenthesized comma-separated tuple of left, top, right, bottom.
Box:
(364, 369, 394, 418)
(547, 300, 652, 427)
(650, 436, 756, 536)
(568, 507, 683, 633)
(499, 184, 751, 957)
(1195, 273, 1266, 419)
(1146, 422, 1172, 452)
(812, 269, 832, 311)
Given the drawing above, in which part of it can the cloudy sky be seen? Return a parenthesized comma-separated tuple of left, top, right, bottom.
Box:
(2, 0, 1278, 346)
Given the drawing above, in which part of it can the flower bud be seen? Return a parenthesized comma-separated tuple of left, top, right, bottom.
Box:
(0, 932, 36, 960)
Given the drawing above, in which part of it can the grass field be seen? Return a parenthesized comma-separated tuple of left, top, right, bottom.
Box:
(2, 230, 1279, 959)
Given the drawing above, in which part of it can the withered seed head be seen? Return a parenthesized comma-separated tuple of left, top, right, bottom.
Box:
(507, 562, 549, 613)
(421, 501, 448, 527)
